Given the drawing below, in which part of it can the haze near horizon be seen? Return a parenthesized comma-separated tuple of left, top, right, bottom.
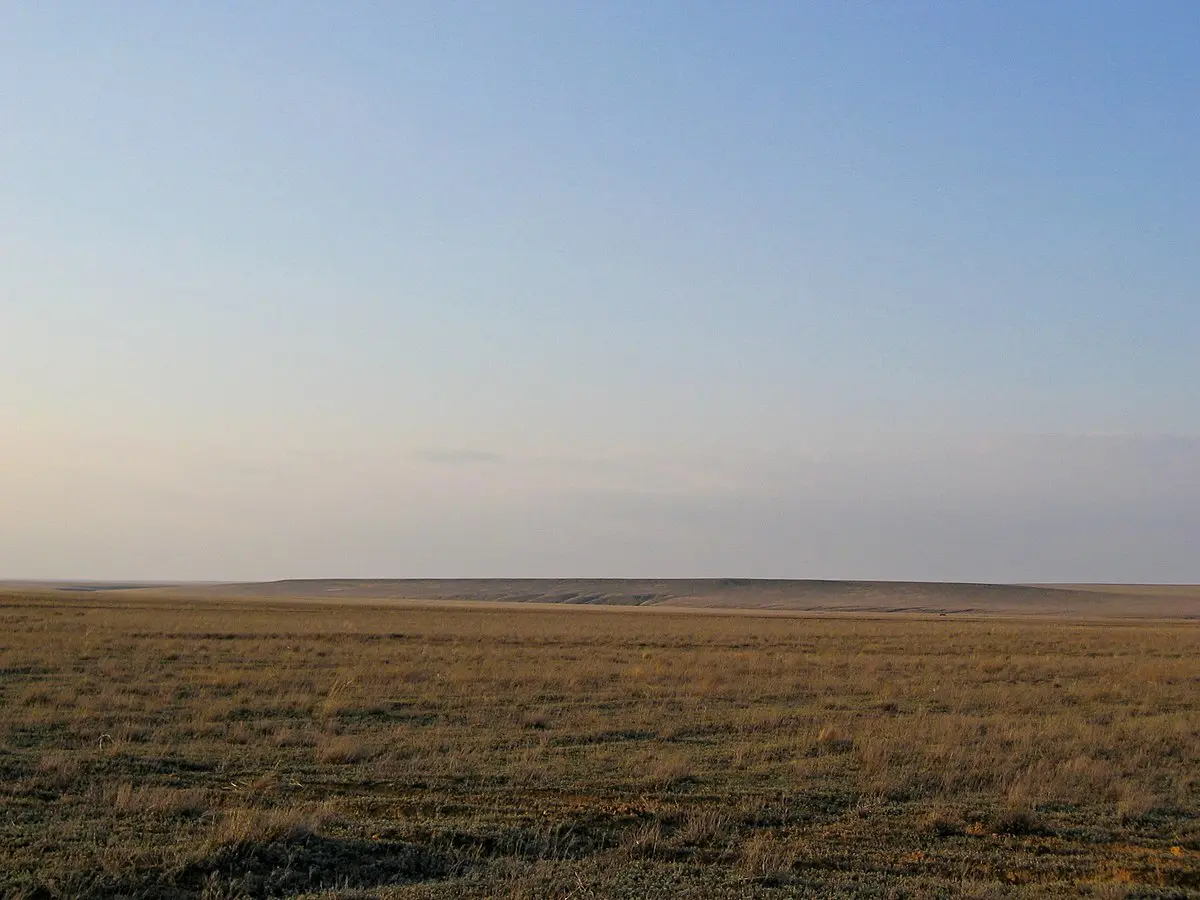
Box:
(3, 3, 1198, 583)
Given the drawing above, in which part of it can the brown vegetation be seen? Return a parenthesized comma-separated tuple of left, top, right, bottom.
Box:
(0, 589, 1196, 897)
(123, 576, 1200, 618)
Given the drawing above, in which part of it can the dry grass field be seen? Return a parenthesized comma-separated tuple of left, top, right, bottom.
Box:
(136, 578, 1200, 618)
(0, 588, 1196, 898)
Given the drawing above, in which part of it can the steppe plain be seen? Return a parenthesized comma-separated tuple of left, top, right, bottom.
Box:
(1, 579, 1196, 898)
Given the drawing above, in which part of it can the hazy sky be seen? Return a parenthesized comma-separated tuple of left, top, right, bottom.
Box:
(3, 2, 1198, 582)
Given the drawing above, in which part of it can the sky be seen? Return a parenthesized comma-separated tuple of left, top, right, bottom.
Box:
(2, 2, 1198, 582)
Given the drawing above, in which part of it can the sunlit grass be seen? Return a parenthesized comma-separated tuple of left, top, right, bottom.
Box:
(0, 591, 1196, 897)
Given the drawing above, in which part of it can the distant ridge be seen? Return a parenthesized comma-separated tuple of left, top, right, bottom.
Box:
(92, 578, 1200, 618)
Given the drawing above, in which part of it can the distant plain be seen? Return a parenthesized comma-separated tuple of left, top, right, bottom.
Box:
(15, 577, 1200, 618)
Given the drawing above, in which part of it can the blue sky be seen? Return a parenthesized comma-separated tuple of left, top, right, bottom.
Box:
(3, 2, 1198, 581)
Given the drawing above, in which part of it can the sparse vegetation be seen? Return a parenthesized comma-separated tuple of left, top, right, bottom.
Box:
(0, 589, 1196, 897)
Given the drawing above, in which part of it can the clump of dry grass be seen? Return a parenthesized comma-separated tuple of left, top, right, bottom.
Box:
(618, 821, 664, 860)
(645, 750, 695, 789)
(678, 807, 730, 847)
(315, 732, 373, 764)
(207, 806, 316, 850)
(738, 832, 795, 883)
(920, 803, 965, 837)
(110, 782, 208, 818)
(516, 708, 550, 731)
(270, 724, 315, 748)
(812, 723, 854, 755)
(987, 803, 1047, 837)
(33, 750, 81, 790)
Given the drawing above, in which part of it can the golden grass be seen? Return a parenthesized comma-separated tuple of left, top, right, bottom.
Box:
(0, 590, 1196, 897)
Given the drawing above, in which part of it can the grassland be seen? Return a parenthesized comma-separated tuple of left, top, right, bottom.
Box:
(0, 589, 1196, 898)
(129, 578, 1200, 618)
